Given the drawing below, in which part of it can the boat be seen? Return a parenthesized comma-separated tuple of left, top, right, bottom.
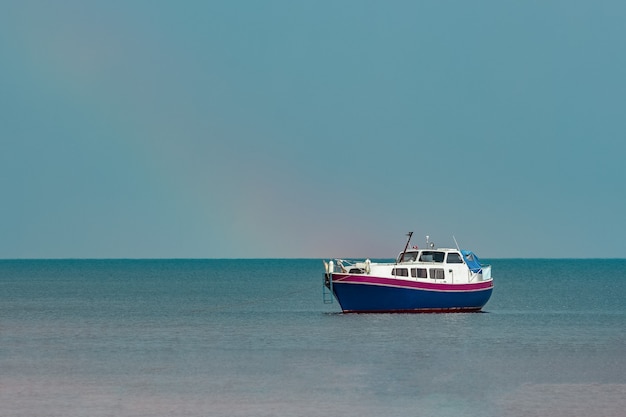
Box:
(323, 233, 493, 313)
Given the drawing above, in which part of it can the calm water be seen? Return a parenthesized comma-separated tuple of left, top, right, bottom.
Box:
(1, 259, 625, 417)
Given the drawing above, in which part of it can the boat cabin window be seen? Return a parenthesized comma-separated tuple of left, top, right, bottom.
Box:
(419, 251, 445, 263)
(411, 268, 427, 278)
(392, 268, 409, 277)
(446, 252, 463, 264)
(430, 268, 445, 279)
(404, 252, 418, 262)
(349, 268, 365, 274)
(397, 251, 418, 262)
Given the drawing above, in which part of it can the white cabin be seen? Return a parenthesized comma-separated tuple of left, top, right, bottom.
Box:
(340, 248, 491, 284)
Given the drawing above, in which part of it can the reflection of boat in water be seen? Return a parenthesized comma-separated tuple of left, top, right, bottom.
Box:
(323, 233, 493, 313)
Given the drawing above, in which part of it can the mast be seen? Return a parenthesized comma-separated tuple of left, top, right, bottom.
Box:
(398, 232, 413, 263)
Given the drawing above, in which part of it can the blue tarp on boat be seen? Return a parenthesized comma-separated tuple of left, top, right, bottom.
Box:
(461, 250, 482, 273)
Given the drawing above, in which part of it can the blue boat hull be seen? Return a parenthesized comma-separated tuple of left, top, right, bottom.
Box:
(331, 281, 493, 313)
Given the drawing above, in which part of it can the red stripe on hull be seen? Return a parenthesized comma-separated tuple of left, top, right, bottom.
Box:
(332, 274, 493, 292)
(342, 306, 484, 314)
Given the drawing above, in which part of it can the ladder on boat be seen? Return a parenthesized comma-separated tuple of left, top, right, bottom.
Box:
(323, 272, 334, 304)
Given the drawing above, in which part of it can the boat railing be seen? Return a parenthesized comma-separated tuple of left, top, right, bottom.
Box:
(469, 265, 492, 282)
(333, 259, 362, 273)
(482, 265, 492, 280)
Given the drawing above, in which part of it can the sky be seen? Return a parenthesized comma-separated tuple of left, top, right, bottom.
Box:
(1, 1, 625, 259)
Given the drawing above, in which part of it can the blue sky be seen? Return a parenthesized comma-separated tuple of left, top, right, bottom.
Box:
(1, 1, 625, 258)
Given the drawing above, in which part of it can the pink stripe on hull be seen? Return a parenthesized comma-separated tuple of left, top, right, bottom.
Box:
(332, 274, 493, 292)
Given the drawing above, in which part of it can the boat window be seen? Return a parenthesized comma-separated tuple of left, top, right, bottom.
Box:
(411, 268, 427, 278)
(403, 252, 418, 262)
(446, 253, 463, 263)
(392, 268, 409, 277)
(397, 251, 418, 262)
(349, 268, 365, 274)
(430, 268, 445, 279)
(420, 251, 445, 263)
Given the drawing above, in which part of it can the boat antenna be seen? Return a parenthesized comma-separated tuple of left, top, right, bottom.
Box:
(398, 232, 413, 263)
(453, 235, 460, 251)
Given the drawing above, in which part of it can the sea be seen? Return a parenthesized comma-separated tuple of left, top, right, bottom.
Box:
(1, 258, 625, 417)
